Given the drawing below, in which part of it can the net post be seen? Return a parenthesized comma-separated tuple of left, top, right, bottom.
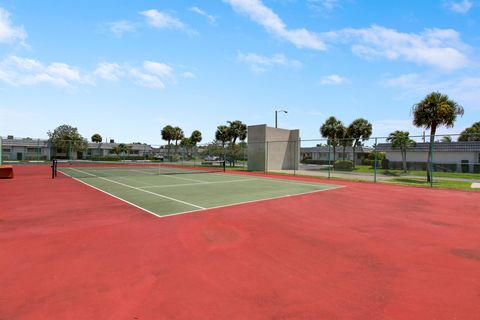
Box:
(374, 137, 378, 183)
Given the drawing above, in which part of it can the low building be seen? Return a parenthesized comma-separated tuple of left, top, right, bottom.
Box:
(1, 137, 51, 161)
(1, 136, 153, 161)
(300, 145, 373, 164)
(376, 141, 480, 173)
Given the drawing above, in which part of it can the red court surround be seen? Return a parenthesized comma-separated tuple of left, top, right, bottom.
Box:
(1, 165, 479, 319)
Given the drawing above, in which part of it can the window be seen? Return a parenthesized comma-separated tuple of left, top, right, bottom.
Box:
(2, 148, 10, 152)
(27, 147, 41, 153)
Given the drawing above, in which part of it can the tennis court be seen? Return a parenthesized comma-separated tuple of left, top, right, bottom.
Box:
(57, 161, 342, 217)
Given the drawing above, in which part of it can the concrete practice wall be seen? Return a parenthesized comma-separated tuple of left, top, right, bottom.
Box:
(248, 124, 300, 171)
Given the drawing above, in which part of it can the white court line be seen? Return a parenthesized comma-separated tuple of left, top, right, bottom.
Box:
(59, 170, 162, 218)
(138, 178, 259, 189)
(61, 167, 346, 219)
(155, 185, 346, 218)
(66, 167, 205, 209)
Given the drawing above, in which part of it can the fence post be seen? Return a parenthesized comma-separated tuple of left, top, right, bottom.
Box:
(430, 138, 434, 188)
(327, 143, 331, 179)
(265, 141, 268, 174)
(374, 137, 378, 183)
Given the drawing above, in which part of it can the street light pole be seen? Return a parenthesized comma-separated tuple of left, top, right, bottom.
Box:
(275, 109, 288, 128)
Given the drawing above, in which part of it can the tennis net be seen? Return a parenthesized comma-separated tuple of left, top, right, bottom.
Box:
(54, 159, 225, 179)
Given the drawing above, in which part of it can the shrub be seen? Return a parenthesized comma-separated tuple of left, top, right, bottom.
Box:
(381, 158, 390, 169)
(301, 159, 331, 165)
(333, 160, 353, 171)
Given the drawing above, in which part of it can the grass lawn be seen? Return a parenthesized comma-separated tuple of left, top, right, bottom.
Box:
(353, 165, 480, 180)
(383, 178, 479, 191)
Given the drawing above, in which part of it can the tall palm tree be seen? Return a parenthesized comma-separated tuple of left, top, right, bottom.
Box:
(227, 120, 247, 144)
(91, 133, 102, 143)
(458, 121, 480, 141)
(190, 130, 202, 145)
(173, 127, 184, 150)
(412, 92, 464, 181)
(338, 126, 353, 160)
(347, 118, 372, 166)
(387, 131, 415, 172)
(320, 116, 344, 162)
(215, 125, 231, 148)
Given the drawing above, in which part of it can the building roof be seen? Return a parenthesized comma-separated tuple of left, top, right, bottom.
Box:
(376, 141, 480, 152)
(2, 137, 152, 150)
(301, 146, 373, 153)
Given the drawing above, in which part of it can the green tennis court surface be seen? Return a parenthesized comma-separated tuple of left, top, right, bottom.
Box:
(59, 165, 342, 217)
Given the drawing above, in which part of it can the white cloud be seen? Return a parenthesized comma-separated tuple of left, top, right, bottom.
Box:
(308, 0, 341, 12)
(224, 0, 326, 50)
(94, 62, 125, 81)
(326, 25, 470, 71)
(384, 73, 480, 111)
(238, 52, 302, 73)
(444, 0, 473, 13)
(189, 6, 217, 24)
(129, 68, 165, 89)
(319, 74, 348, 85)
(0, 56, 194, 90)
(181, 71, 196, 79)
(107, 20, 136, 37)
(143, 61, 174, 78)
(0, 56, 91, 87)
(140, 9, 186, 30)
(0, 7, 27, 45)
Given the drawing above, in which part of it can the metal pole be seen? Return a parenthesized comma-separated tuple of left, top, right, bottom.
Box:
(0, 136, 3, 166)
(327, 143, 331, 179)
(275, 111, 277, 128)
(374, 138, 378, 183)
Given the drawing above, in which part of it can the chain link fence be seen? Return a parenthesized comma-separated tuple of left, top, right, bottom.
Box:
(2, 134, 479, 188)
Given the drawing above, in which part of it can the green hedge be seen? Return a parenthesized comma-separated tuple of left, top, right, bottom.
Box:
(333, 160, 353, 171)
(301, 159, 331, 165)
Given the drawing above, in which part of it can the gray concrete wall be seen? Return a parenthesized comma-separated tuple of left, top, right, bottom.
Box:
(248, 124, 300, 171)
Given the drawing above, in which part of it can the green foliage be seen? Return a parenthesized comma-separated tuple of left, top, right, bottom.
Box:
(111, 143, 131, 155)
(190, 130, 202, 145)
(381, 158, 390, 170)
(387, 130, 416, 172)
(412, 92, 464, 130)
(47, 124, 88, 155)
(227, 120, 247, 144)
(320, 116, 345, 161)
(440, 136, 452, 142)
(367, 151, 385, 161)
(412, 92, 464, 181)
(91, 133, 102, 143)
(458, 121, 480, 141)
(215, 125, 231, 147)
(333, 160, 353, 171)
(161, 125, 175, 146)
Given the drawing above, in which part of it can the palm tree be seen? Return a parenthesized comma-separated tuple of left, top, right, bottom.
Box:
(320, 116, 344, 162)
(112, 143, 131, 157)
(215, 125, 231, 148)
(91, 133, 102, 143)
(440, 136, 452, 143)
(161, 125, 175, 158)
(387, 131, 416, 172)
(347, 118, 372, 166)
(227, 120, 247, 144)
(458, 121, 480, 141)
(412, 92, 464, 181)
(190, 130, 202, 145)
(338, 126, 353, 160)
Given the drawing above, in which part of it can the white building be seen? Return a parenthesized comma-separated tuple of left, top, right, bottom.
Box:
(376, 141, 480, 173)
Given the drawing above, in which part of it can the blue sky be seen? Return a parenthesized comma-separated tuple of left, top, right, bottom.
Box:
(0, 0, 479, 144)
